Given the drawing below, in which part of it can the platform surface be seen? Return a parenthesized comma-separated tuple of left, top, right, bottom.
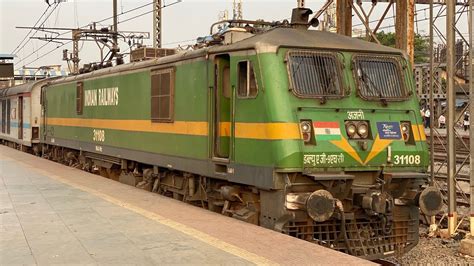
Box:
(0, 145, 374, 265)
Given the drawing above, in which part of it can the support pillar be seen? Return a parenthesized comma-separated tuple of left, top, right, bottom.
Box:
(396, 0, 415, 65)
(446, 0, 457, 236)
(336, 0, 352, 36)
(469, 0, 474, 238)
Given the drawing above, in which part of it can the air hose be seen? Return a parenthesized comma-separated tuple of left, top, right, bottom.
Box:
(335, 199, 354, 255)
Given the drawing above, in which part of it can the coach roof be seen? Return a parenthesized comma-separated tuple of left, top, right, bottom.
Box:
(1, 79, 51, 97)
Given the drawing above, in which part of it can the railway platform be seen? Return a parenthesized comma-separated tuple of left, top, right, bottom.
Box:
(0, 145, 373, 265)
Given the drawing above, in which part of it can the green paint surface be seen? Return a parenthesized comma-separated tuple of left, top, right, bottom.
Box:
(43, 47, 428, 174)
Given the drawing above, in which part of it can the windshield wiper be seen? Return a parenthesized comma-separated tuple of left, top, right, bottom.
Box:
(357, 67, 387, 106)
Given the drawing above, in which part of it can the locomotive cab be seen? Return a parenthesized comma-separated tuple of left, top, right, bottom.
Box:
(214, 28, 442, 259)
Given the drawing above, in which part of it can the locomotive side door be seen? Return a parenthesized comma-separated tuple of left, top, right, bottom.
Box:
(212, 55, 232, 161)
(40, 86, 47, 142)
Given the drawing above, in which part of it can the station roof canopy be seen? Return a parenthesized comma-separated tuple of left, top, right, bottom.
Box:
(0, 54, 15, 60)
(15, 69, 69, 78)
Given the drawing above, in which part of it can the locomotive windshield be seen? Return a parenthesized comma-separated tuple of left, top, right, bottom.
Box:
(354, 55, 408, 100)
(287, 51, 342, 98)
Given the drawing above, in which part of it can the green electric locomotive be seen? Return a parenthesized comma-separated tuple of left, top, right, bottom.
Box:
(36, 9, 442, 260)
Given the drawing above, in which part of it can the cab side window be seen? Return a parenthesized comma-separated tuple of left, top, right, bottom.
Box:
(237, 61, 258, 98)
(151, 68, 174, 122)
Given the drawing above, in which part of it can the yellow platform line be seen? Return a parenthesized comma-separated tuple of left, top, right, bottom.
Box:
(16, 161, 275, 265)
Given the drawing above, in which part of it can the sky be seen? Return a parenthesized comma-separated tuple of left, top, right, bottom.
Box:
(0, 0, 468, 72)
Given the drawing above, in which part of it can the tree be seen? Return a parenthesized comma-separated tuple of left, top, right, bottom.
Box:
(373, 31, 430, 64)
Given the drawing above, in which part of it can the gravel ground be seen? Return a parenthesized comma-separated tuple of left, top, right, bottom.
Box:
(387, 227, 474, 265)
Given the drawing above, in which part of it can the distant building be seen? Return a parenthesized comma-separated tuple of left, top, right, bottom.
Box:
(0, 65, 69, 89)
(14, 66, 69, 85)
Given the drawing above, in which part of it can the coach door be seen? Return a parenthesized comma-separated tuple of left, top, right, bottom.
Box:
(18, 96, 23, 139)
(212, 55, 232, 162)
(1, 100, 5, 133)
(6, 99, 10, 135)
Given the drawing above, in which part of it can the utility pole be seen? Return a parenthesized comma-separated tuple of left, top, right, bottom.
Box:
(446, 0, 457, 236)
(153, 0, 162, 48)
(429, 0, 436, 229)
(113, 0, 118, 52)
(469, 0, 474, 237)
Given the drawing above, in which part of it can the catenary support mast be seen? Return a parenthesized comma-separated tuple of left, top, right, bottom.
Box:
(446, 0, 457, 236)
(469, 0, 474, 237)
(153, 0, 162, 48)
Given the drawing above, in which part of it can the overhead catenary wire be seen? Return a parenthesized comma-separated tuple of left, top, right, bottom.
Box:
(10, 4, 51, 55)
(352, 3, 467, 36)
(118, 1, 181, 25)
(16, 0, 182, 70)
(53, 3, 62, 27)
(375, 6, 467, 33)
(20, 41, 73, 69)
(15, 0, 171, 67)
(13, 2, 61, 61)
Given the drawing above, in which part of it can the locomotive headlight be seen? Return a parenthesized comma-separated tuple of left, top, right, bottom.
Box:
(401, 124, 408, 132)
(301, 121, 311, 133)
(300, 120, 313, 143)
(357, 122, 369, 138)
(346, 123, 357, 138)
(401, 122, 411, 142)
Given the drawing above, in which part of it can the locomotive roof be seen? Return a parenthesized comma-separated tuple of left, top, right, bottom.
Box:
(209, 27, 405, 55)
(50, 27, 405, 85)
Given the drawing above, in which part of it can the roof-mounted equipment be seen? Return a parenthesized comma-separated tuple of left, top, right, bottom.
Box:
(291, 7, 319, 29)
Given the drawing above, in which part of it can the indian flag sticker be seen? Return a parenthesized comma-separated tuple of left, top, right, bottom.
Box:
(313, 121, 342, 141)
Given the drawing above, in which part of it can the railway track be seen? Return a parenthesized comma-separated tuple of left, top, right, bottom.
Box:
(433, 173, 470, 207)
(426, 133, 470, 163)
(434, 173, 470, 183)
(427, 133, 471, 207)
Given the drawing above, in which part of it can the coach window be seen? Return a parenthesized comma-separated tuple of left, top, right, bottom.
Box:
(76, 82, 84, 115)
(237, 61, 258, 98)
(151, 68, 174, 122)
